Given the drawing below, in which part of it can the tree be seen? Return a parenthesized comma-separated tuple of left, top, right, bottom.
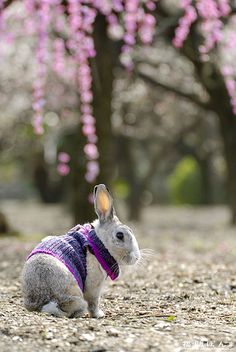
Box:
(153, 1, 236, 223)
(1, 0, 236, 224)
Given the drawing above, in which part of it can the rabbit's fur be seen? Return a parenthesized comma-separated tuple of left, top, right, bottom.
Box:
(21, 184, 140, 318)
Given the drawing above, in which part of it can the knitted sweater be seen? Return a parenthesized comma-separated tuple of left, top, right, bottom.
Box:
(27, 224, 119, 292)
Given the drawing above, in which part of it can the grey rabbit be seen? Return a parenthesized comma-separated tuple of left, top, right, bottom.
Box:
(21, 184, 141, 318)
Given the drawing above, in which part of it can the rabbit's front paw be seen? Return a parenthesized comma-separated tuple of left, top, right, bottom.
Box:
(90, 309, 105, 319)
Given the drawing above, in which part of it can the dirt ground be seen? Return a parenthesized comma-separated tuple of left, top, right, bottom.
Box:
(1, 201, 236, 352)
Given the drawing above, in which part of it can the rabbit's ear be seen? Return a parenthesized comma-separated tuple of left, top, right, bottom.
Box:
(94, 184, 114, 222)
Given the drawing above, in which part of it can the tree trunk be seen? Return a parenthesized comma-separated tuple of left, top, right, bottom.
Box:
(128, 188, 143, 221)
(116, 135, 142, 221)
(198, 157, 212, 205)
(71, 15, 115, 224)
(158, 5, 236, 223)
(92, 15, 115, 190)
(218, 114, 236, 224)
(70, 126, 94, 224)
(202, 71, 236, 224)
(181, 39, 236, 224)
(0, 211, 10, 234)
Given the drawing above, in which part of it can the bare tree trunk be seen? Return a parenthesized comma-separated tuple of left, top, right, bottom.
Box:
(157, 7, 236, 224)
(116, 135, 143, 221)
(92, 15, 115, 189)
(0, 211, 10, 234)
(181, 37, 236, 224)
(71, 126, 94, 224)
(196, 67, 236, 224)
(218, 116, 236, 224)
(71, 15, 115, 224)
(198, 157, 212, 205)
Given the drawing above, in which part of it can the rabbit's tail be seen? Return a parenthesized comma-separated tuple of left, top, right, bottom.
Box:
(41, 301, 67, 317)
(24, 295, 67, 317)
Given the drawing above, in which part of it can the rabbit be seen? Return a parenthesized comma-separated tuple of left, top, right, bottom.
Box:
(21, 184, 141, 318)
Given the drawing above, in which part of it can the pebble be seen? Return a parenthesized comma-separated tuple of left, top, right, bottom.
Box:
(45, 331, 54, 340)
(106, 328, 119, 337)
(125, 337, 134, 344)
(80, 332, 95, 341)
(154, 321, 171, 331)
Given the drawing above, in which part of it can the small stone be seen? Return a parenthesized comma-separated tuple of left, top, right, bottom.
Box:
(91, 347, 106, 352)
(80, 333, 95, 341)
(154, 321, 171, 330)
(68, 337, 78, 345)
(87, 325, 95, 331)
(137, 311, 148, 316)
(45, 331, 54, 340)
(106, 328, 119, 337)
(125, 337, 134, 344)
(123, 296, 131, 300)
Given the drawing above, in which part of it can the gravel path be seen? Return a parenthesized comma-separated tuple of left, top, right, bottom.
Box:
(1, 203, 236, 351)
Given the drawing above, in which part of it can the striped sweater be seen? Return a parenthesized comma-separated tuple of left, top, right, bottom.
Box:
(27, 224, 119, 292)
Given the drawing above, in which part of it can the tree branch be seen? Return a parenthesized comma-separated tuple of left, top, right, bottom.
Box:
(3, 0, 15, 9)
(137, 69, 212, 111)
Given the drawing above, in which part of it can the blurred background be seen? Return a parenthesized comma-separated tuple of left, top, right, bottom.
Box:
(0, 1, 235, 237)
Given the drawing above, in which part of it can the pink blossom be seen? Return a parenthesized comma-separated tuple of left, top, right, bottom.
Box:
(33, 114, 44, 135)
(222, 66, 234, 76)
(85, 160, 100, 182)
(218, 0, 230, 16)
(107, 14, 118, 25)
(108, 23, 124, 40)
(84, 143, 99, 159)
(146, 1, 156, 11)
(58, 152, 70, 163)
(82, 124, 96, 136)
(30, 0, 51, 137)
(112, 0, 123, 12)
(88, 134, 98, 144)
(87, 159, 98, 172)
(81, 105, 92, 114)
(57, 163, 70, 176)
(226, 79, 236, 95)
(81, 114, 96, 124)
(173, 5, 197, 48)
(139, 14, 156, 44)
(88, 193, 94, 204)
(85, 172, 96, 183)
(17, 0, 160, 182)
(80, 91, 93, 103)
(196, 0, 219, 19)
(124, 33, 136, 45)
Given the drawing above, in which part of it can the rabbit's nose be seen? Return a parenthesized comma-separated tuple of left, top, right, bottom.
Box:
(134, 252, 141, 262)
(130, 251, 140, 264)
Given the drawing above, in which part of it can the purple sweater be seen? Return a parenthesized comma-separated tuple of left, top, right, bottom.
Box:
(27, 224, 119, 292)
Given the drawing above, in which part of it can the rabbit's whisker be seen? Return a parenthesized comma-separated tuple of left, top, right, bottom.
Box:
(131, 249, 155, 271)
(140, 248, 155, 256)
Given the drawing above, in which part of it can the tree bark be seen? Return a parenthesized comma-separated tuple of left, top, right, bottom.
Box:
(0, 211, 10, 234)
(70, 126, 94, 224)
(92, 15, 115, 190)
(192, 64, 236, 223)
(218, 115, 236, 223)
(71, 15, 115, 224)
(116, 135, 143, 221)
(206, 77, 236, 223)
(156, 7, 236, 223)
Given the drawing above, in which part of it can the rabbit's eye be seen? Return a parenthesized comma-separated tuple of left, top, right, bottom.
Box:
(116, 232, 124, 241)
